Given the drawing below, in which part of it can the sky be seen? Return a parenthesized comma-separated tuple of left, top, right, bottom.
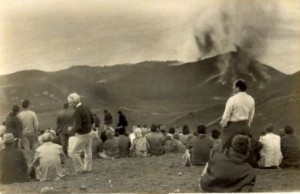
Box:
(0, 0, 300, 75)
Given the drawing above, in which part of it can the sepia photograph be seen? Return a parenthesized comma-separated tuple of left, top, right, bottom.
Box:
(0, 0, 300, 193)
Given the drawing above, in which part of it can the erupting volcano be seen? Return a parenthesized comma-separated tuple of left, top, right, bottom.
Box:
(193, 0, 282, 87)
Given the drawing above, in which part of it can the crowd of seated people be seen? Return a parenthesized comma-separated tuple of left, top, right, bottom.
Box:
(1, 113, 300, 190)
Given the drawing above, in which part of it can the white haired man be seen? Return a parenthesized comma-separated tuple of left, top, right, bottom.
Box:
(67, 93, 94, 174)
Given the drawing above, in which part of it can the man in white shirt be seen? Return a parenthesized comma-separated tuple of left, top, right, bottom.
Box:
(220, 79, 255, 152)
(258, 124, 282, 168)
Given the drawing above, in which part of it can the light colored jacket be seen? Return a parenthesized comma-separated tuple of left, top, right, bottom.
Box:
(18, 109, 38, 135)
(259, 133, 283, 167)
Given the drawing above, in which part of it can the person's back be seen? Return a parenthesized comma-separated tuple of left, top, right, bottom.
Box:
(56, 107, 74, 135)
(145, 131, 164, 155)
(103, 131, 120, 158)
(19, 109, 38, 135)
(246, 136, 263, 168)
(74, 105, 93, 135)
(0, 134, 28, 184)
(118, 135, 130, 157)
(34, 133, 65, 181)
(280, 125, 300, 168)
(259, 126, 282, 168)
(200, 135, 255, 192)
(190, 125, 213, 165)
(5, 106, 22, 139)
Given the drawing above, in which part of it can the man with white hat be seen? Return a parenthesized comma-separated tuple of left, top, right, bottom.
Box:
(0, 133, 28, 184)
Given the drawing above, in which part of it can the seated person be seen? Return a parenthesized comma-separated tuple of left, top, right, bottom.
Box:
(210, 129, 222, 156)
(129, 126, 138, 144)
(91, 129, 103, 159)
(280, 125, 300, 168)
(278, 128, 286, 137)
(103, 130, 120, 158)
(179, 125, 193, 147)
(145, 124, 164, 155)
(173, 134, 186, 153)
(100, 127, 115, 143)
(164, 134, 186, 153)
(199, 135, 256, 192)
(130, 127, 149, 157)
(258, 124, 282, 168)
(118, 127, 131, 157)
(141, 125, 149, 137)
(245, 134, 263, 168)
(38, 129, 57, 145)
(0, 133, 28, 184)
(189, 125, 213, 166)
(32, 132, 66, 181)
(210, 129, 221, 147)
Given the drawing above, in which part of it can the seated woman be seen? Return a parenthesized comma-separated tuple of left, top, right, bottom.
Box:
(103, 130, 120, 158)
(189, 125, 213, 166)
(0, 133, 28, 184)
(258, 124, 282, 168)
(130, 127, 149, 157)
(280, 125, 300, 168)
(199, 135, 256, 192)
(32, 132, 66, 181)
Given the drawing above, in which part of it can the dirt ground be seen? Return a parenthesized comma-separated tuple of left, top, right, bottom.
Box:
(1, 153, 300, 193)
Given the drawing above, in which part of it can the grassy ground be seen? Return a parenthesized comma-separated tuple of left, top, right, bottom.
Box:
(1, 153, 300, 193)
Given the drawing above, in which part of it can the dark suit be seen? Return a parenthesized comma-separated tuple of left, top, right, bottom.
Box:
(56, 108, 74, 155)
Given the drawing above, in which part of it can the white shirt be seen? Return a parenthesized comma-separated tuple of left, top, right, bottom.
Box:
(221, 92, 255, 127)
(259, 133, 283, 167)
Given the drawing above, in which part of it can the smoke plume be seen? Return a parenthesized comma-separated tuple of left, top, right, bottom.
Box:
(194, 0, 281, 85)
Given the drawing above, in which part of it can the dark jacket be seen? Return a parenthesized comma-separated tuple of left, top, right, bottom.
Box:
(104, 112, 113, 125)
(56, 109, 74, 135)
(190, 134, 213, 165)
(246, 137, 263, 168)
(118, 135, 131, 157)
(200, 150, 256, 192)
(5, 112, 22, 138)
(73, 104, 94, 135)
(281, 134, 300, 167)
(117, 114, 128, 127)
(0, 146, 28, 184)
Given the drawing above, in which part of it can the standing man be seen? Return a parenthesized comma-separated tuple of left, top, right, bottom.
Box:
(68, 93, 94, 174)
(18, 99, 39, 158)
(117, 110, 128, 128)
(104, 110, 113, 130)
(56, 102, 75, 156)
(116, 110, 128, 136)
(220, 79, 255, 151)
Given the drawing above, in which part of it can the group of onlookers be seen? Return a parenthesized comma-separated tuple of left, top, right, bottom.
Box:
(0, 83, 299, 194)
(196, 124, 300, 192)
(0, 94, 130, 183)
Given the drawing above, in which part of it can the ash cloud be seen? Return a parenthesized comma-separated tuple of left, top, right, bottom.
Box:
(193, 0, 281, 85)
